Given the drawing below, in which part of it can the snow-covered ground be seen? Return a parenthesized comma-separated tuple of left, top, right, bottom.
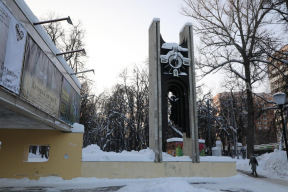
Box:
(1, 148, 287, 191)
(27, 153, 48, 162)
(0, 174, 286, 192)
(82, 144, 234, 162)
(236, 150, 288, 179)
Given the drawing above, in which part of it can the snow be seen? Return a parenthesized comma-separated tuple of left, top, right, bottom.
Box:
(180, 22, 193, 33)
(167, 138, 183, 142)
(199, 139, 205, 143)
(272, 92, 286, 105)
(72, 123, 84, 133)
(0, 174, 287, 192)
(82, 144, 235, 162)
(161, 42, 178, 49)
(149, 17, 160, 29)
(236, 150, 288, 179)
(161, 43, 188, 52)
(27, 153, 48, 162)
(117, 178, 212, 192)
(82, 145, 154, 162)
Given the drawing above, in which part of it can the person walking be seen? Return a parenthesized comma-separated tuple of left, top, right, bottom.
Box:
(249, 154, 258, 177)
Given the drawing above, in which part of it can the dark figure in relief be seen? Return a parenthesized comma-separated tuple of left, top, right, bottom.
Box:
(168, 95, 179, 125)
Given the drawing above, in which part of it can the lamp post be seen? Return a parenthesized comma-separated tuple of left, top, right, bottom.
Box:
(206, 99, 212, 156)
(273, 93, 288, 161)
(34, 16, 73, 25)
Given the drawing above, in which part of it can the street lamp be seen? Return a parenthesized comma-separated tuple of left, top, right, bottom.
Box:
(206, 99, 211, 156)
(273, 93, 288, 161)
(34, 16, 73, 25)
(70, 69, 94, 76)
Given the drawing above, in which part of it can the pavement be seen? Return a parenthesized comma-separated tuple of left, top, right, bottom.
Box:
(237, 170, 266, 178)
(237, 170, 288, 188)
(0, 186, 124, 192)
(0, 172, 287, 192)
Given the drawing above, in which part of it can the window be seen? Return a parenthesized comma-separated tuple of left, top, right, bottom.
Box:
(258, 122, 261, 124)
(264, 127, 268, 130)
(24, 145, 50, 162)
(0, 141, 1, 150)
(264, 122, 267, 124)
(259, 127, 262, 130)
(263, 117, 267, 120)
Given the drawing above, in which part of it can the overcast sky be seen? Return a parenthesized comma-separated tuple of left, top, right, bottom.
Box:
(24, 0, 242, 96)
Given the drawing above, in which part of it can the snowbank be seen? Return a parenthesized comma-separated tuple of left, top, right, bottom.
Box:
(236, 150, 288, 179)
(117, 178, 212, 192)
(82, 144, 235, 162)
(82, 145, 155, 162)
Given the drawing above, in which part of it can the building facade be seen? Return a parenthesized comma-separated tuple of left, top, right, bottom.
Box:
(213, 92, 277, 146)
(268, 45, 288, 145)
(0, 0, 84, 179)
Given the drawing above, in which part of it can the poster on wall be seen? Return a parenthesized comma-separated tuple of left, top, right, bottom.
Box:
(0, 1, 27, 94)
(21, 36, 62, 117)
(60, 78, 80, 125)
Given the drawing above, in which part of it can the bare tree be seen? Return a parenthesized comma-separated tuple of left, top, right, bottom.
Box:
(41, 12, 87, 75)
(181, 0, 278, 158)
(264, 0, 288, 29)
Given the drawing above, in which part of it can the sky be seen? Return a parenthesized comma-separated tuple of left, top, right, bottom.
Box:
(24, 0, 226, 95)
(23, 0, 270, 96)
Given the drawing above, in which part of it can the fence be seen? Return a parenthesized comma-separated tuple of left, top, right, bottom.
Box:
(222, 150, 246, 159)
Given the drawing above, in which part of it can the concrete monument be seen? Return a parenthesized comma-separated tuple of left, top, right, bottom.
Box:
(149, 19, 199, 163)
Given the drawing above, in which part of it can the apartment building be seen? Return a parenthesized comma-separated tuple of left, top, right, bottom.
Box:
(213, 92, 277, 145)
(268, 45, 288, 144)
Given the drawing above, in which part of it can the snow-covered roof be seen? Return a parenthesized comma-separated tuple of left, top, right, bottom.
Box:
(72, 123, 84, 133)
(167, 138, 183, 143)
(179, 22, 193, 33)
(199, 139, 205, 144)
(14, 0, 81, 88)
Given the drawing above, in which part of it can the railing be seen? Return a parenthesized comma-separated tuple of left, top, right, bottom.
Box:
(222, 150, 246, 159)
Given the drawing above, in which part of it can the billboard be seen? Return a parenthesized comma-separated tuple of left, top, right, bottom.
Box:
(0, 1, 27, 94)
(21, 36, 62, 117)
(60, 78, 80, 125)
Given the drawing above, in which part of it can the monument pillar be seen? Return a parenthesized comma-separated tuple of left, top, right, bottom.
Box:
(149, 19, 199, 163)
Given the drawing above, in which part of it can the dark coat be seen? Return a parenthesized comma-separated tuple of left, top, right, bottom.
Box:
(249, 156, 258, 172)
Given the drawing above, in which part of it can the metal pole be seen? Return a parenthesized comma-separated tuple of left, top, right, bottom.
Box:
(231, 100, 239, 159)
(34, 17, 73, 25)
(229, 99, 237, 158)
(207, 99, 211, 156)
(56, 49, 86, 56)
(280, 107, 288, 161)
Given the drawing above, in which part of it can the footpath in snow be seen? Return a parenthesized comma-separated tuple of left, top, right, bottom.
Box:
(1, 145, 287, 191)
(0, 174, 287, 192)
(236, 149, 288, 179)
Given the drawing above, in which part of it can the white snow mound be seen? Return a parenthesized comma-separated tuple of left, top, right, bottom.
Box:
(82, 144, 155, 162)
(117, 178, 213, 192)
(82, 144, 235, 162)
(236, 150, 288, 179)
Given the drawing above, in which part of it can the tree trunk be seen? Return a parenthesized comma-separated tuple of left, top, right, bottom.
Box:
(244, 64, 255, 159)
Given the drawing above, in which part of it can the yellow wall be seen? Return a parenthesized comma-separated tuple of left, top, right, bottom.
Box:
(0, 129, 83, 180)
(81, 161, 237, 179)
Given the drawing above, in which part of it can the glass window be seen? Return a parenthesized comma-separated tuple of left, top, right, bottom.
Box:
(24, 145, 50, 162)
